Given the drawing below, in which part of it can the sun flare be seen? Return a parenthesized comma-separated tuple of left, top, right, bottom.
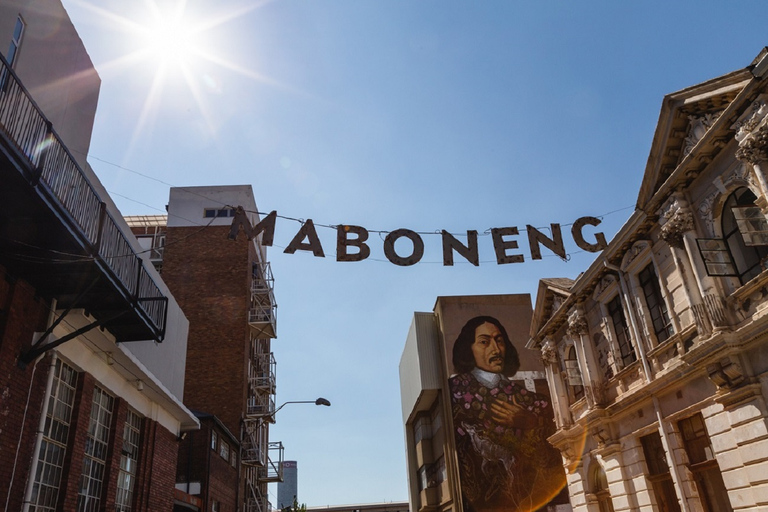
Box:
(68, 0, 281, 148)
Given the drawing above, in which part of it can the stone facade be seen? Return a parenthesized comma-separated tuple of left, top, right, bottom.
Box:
(529, 49, 768, 512)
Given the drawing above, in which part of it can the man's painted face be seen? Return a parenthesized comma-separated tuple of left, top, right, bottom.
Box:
(471, 322, 506, 373)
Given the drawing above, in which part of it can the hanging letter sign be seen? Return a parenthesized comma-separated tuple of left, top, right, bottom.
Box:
(229, 207, 608, 266)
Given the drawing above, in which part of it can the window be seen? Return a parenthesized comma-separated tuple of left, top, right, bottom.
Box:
(211, 431, 217, 451)
(115, 410, 142, 512)
(1, 16, 24, 91)
(678, 414, 732, 512)
(413, 413, 432, 445)
(638, 263, 673, 343)
(565, 345, 584, 400)
(28, 360, 78, 512)
(220, 440, 230, 461)
(230, 447, 237, 467)
(640, 432, 681, 512)
(608, 295, 636, 367)
(203, 208, 236, 218)
(430, 404, 442, 433)
(77, 387, 115, 512)
(6, 16, 23, 66)
(723, 188, 768, 283)
(698, 188, 768, 283)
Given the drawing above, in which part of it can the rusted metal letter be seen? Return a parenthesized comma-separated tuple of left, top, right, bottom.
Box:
(284, 219, 325, 257)
(337, 225, 371, 262)
(384, 229, 424, 266)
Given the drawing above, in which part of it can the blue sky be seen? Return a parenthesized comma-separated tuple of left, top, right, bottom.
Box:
(61, 0, 767, 506)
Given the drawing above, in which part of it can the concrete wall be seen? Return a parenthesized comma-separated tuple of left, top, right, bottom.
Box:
(0, 0, 100, 169)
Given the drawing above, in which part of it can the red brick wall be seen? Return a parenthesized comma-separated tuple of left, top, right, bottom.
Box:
(162, 225, 251, 435)
(134, 420, 180, 512)
(0, 268, 54, 511)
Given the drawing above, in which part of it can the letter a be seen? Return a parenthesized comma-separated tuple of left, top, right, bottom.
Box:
(284, 219, 325, 257)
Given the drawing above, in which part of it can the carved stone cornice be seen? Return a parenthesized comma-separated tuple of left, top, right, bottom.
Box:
(736, 123, 768, 164)
(541, 337, 559, 365)
(659, 195, 695, 248)
(734, 96, 768, 164)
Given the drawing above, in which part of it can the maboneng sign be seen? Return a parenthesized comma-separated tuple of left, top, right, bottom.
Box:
(436, 295, 569, 512)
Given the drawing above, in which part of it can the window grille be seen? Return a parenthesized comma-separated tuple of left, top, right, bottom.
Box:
(28, 360, 78, 512)
(77, 387, 114, 512)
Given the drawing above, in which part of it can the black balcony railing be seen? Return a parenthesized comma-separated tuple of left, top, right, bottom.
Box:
(0, 55, 167, 341)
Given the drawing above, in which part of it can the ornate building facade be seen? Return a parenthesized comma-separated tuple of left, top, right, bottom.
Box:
(528, 48, 768, 512)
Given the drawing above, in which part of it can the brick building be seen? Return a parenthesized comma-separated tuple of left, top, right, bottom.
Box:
(127, 185, 281, 512)
(0, 1, 198, 511)
(528, 48, 768, 512)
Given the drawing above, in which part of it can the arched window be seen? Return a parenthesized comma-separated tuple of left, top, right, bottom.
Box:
(591, 462, 615, 512)
(722, 187, 768, 284)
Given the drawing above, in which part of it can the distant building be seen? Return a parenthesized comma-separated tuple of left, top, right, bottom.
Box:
(127, 185, 281, 512)
(278, 460, 298, 509)
(0, 1, 197, 511)
(527, 48, 768, 512)
(399, 295, 569, 512)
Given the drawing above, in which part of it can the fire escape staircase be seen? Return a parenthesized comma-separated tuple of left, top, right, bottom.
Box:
(248, 261, 277, 338)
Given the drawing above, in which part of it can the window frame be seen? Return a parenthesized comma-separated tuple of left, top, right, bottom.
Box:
(77, 386, 115, 512)
(115, 410, 143, 512)
(28, 359, 79, 512)
(593, 274, 637, 373)
(637, 262, 674, 344)
(678, 413, 733, 512)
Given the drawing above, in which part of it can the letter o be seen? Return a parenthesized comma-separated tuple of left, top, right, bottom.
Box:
(384, 229, 424, 266)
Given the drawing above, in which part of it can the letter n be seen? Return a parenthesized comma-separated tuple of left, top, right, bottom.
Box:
(527, 224, 566, 260)
(442, 230, 479, 266)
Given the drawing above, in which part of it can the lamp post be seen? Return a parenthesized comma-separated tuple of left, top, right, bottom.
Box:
(272, 397, 331, 418)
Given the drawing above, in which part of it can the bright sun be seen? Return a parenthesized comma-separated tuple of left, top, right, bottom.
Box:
(139, 4, 204, 69)
(69, 0, 280, 145)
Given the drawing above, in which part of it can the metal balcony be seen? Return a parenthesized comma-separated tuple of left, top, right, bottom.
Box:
(0, 56, 167, 342)
(246, 391, 275, 420)
(249, 262, 276, 338)
(257, 442, 284, 484)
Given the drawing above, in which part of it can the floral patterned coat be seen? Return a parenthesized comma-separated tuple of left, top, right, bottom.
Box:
(449, 372, 565, 512)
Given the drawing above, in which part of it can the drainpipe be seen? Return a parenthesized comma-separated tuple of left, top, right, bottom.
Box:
(604, 262, 654, 382)
(21, 352, 58, 512)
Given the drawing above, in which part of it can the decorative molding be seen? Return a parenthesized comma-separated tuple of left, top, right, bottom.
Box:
(732, 96, 768, 144)
(682, 112, 721, 159)
(660, 208, 694, 248)
(736, 124, 768, 164)
(541, 337, 559, 365)
(620, 240, 651, 271)
(593, 274, 618, 302)
(567, 309, 588, 338)
(697, 161, 755, 236)
(707, 356, 745, 389)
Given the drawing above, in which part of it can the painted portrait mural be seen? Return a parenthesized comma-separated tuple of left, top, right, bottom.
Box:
(437, 295, 569, 512)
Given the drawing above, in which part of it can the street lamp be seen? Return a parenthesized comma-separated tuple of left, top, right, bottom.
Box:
(272, 397, 331, 417)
